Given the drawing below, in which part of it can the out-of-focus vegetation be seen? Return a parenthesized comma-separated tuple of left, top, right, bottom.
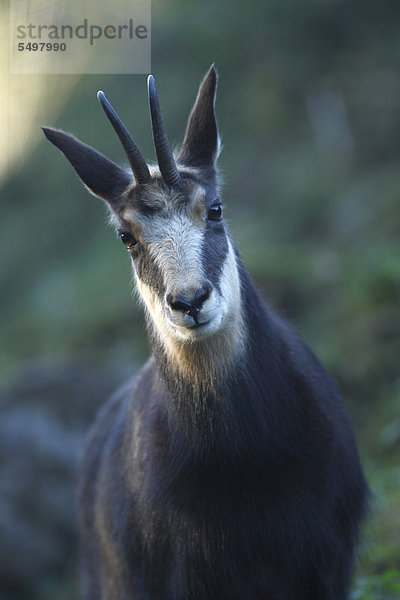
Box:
(1, 0, 399, 598)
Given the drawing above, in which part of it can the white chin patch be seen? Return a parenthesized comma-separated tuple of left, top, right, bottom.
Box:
(163, 284, 224, 342)
(166, 311, 224, 342)
(135, 238, 243, 361)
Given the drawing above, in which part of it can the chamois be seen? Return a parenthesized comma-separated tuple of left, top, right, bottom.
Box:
(43, 65, 368, 600)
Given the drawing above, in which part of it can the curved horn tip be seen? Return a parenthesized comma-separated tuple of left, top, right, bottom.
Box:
(96, 87, 151, 185)
(147, 74, 156, 96)
(97, 90, 111, 111)
(147, 73, 182, 189)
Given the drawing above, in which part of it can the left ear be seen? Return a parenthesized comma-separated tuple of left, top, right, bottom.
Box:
(177, 65, 220, 168)
(42, 127, 132, 205)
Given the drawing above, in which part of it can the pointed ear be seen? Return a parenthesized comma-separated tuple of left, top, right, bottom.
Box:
(177, 65, 220, 168)
(42, 127, 132, 204)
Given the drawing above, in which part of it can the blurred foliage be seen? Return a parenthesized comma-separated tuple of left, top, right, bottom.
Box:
(1, 0, 400, 598)
(352, 570, 400, 599)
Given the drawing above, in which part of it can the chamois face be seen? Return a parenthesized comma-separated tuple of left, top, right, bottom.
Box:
(113, 171, 240, 344)
(43, 66, 243, 352)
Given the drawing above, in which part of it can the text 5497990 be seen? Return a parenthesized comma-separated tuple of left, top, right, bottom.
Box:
(18, 42, 67, 51)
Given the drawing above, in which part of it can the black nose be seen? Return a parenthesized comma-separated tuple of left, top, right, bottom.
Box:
(166, 283, 212, 323)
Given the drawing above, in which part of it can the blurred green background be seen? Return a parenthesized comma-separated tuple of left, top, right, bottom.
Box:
(1, 1, 400, 598)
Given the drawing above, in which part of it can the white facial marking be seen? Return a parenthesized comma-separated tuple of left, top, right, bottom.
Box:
(219, 238, 243, 333)
(135, 236, 244, 360)
(147, 213, 205, 300)
(121, 181, 246, 374)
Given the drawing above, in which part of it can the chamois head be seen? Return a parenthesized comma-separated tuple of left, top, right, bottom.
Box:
(43, 66, 242, 361)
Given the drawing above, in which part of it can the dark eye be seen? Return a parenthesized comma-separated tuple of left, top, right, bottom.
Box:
(207, 203, 223, 222)
(118, 231, 137, 249)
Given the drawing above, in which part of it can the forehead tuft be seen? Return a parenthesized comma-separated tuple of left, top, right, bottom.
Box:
(121, 176, 206, 223)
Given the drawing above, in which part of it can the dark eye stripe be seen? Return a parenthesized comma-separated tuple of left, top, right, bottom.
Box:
(135, 250, 166, 300)
(200, 224, 228, 292)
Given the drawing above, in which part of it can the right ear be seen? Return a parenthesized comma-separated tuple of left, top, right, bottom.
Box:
(177, 65, 220, 168)
(42, 127, 132, 204)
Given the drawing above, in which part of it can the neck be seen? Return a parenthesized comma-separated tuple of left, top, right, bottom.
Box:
(147, 262, 285, 463)
(141, 267, 324, 504)
(151, 318, 245, 389)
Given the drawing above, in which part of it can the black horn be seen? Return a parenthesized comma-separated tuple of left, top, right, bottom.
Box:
(147, 75, 182, 189)
(97, 91, 151, 185)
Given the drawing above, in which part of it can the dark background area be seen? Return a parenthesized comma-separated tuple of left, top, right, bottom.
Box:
(1, 1, 399, 598)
